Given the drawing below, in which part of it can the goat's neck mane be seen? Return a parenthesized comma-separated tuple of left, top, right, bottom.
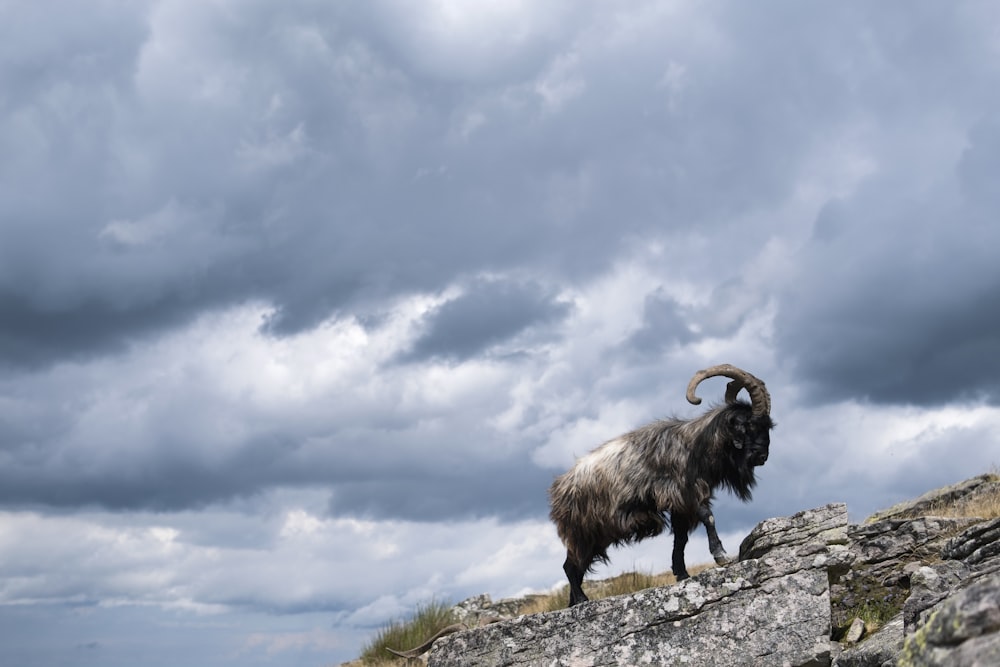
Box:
(721, 457, 757, 502)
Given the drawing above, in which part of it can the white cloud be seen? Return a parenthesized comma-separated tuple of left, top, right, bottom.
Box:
(368, 0, 573, 82)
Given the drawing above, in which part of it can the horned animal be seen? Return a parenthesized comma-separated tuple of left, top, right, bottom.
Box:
(548, 364, 773, 607)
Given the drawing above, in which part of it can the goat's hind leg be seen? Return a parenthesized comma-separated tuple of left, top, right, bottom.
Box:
(697, 503, 730, 565)
(563, 553, 590, 607)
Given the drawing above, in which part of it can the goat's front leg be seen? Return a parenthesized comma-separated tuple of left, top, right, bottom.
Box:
(697, 503, 730, 565)
(670, 512, 691, 580)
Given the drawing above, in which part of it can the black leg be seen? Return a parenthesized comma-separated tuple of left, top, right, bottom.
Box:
(670, 512, 691, 580)
(563, 554, 590, 607)
(697, 503, 730, 565)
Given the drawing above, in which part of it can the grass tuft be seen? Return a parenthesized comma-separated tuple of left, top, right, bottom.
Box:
(357, 599, 457, 665)
(832, 595, 902, 640)
(919, 473, 1000, 520)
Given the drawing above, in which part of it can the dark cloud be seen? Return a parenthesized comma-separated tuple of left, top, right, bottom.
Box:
(0, 437, 291, 512)
(0, 385, 553, 520)
(1, 0, 881, 368)
(625, 289, 696, 357)
(775, 121, 1000, 406)
(779, 283, 1000, 406)
(399, 279, 572, 363)
(328, 454, 554, 522)
(0, 289, 208, 370)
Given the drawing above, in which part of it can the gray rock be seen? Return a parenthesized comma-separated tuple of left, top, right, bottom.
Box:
(829, 515, 980, 635)
(848, 516, 981, 570)
(898, 574, 1000, 667)
(901, 516, 1000, 634)
(739, 503, 850, 561)
(903, 561, 969, 631)
(450, 592, 535, 626)
(429, 519, 836, 667)
(943, 517, 1000, 566)
(452, 594, 494, 625)
(844, 617, 866, 644)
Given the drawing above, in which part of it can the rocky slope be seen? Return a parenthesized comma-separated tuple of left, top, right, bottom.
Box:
(376, 474, 1000, 666)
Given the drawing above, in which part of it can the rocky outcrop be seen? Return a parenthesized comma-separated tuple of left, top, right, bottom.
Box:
(898, 573, 1000, 666)
(893, 516, 1000, 667)
(429, 504, 847, 666)
(429, 559, 833, 666)
(401, 475, 1000, 666)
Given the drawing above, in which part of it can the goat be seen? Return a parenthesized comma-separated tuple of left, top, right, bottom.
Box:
(548, 364, 773, 606)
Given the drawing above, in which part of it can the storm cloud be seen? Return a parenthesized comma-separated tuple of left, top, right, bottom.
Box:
(400, 279, 572, 363)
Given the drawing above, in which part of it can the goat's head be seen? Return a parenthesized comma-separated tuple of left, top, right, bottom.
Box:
(686, 364, 773, 467)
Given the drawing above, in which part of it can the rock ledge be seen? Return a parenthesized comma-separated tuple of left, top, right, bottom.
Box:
(422, 477, 1000, 667)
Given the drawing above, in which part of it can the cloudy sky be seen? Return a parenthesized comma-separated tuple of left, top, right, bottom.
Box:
(2, 1, 999, 664)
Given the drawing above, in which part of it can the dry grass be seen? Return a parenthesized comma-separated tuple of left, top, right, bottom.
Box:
(921, 473, 1000, 520)
(948, 482, 1000, 519)
(868, 471, 1000, 524)
(967, 488, 1000, 518)
(519, 563, 715, 615)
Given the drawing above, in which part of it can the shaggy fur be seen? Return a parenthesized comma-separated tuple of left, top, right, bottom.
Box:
(549, 400, 773, 607)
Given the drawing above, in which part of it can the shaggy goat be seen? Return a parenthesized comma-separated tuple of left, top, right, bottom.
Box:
(548, 364, 773, 606)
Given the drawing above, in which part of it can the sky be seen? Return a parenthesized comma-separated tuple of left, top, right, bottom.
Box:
(1, 0, 999, 664)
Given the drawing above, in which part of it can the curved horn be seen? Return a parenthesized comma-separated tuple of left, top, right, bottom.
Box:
(686, 364, 770, 418)
(724, 379, 744, 405)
